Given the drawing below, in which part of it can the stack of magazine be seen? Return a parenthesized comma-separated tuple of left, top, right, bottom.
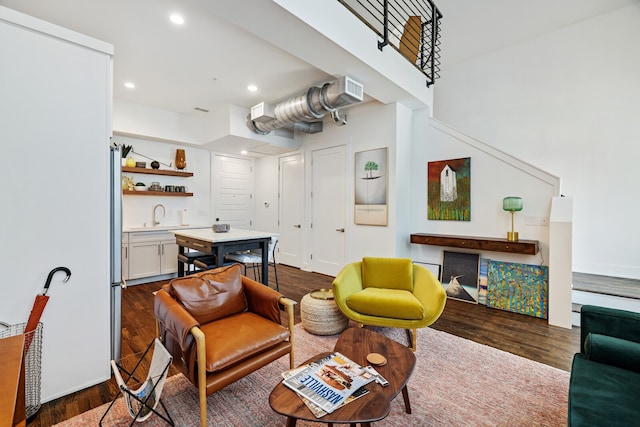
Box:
(281, 352, 376, 418)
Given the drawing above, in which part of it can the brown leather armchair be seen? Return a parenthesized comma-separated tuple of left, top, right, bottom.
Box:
(154, 264, 295, 427)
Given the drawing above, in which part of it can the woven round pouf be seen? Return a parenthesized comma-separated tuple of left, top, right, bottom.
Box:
(300, 289, 349, 336)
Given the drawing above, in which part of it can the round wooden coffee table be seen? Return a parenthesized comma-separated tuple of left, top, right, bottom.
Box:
(269, 327, 416, 426)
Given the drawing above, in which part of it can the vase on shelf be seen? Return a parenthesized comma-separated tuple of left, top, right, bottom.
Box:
(175, 149, 186, 170)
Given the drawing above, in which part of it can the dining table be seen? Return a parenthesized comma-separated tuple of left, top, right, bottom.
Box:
(170, 228, 278, 286)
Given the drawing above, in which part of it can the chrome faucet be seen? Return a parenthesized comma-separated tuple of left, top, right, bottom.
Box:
(152, 204, 165, 226)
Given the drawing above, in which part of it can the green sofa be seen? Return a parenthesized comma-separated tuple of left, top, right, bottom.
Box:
(568, 305, 640, 426)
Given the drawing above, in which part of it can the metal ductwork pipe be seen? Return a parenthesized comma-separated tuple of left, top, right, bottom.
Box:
(247, 76, 363, 135)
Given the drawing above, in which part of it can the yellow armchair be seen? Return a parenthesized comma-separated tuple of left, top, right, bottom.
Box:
(332, 257, 446, 350)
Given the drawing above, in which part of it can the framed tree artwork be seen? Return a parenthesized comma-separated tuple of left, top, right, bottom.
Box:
(441, 251, 480, 303)
(355, 147, 388, 226)
(427, 157, 471, 221)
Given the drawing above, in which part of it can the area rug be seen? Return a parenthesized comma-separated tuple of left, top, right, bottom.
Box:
(55, 324, 569, 426)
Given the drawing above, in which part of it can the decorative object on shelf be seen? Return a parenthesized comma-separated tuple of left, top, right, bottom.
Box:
(149, 182, 162, 191)
(135, 161, 146, 168)
(428, 157, 471, 221)
(503, 196, 523, 242)
(125, 157, 136, 168)
(121, 176, 134, 191)
(441, 251, 480, 303)
(120, 144, 133, 158)
(354, 147, 388, 226)
(130, 150, 171, 169)
(175, 149, 186, 170)
(134, 182, 147, 191)
(121, 144, 133, 167)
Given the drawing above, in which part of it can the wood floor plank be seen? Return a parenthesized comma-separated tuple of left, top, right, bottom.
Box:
(27, 264, 579, 426)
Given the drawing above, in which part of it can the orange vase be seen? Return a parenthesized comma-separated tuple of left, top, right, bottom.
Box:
(175, 149, 186, 170)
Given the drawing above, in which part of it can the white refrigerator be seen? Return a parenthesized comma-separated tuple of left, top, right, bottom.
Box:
(0, 6, 116, 403)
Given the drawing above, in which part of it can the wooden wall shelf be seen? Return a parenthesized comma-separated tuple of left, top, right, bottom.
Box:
(410, 233, 539, 255)
(123, 190, 193, 197)
(121, 167, 193, 177)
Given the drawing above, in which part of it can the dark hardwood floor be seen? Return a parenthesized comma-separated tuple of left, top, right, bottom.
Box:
(28, 264, 580, 426)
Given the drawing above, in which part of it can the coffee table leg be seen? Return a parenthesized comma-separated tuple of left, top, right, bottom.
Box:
(285, 416, 297, 427)
(402, 385, 412, 414)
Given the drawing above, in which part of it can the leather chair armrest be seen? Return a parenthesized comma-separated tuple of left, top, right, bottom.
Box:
(154, 289, 199, 351)
(242, 275, 283, 323)
(279, 296, 296, 369)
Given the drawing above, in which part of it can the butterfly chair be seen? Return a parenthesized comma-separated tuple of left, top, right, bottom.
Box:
(154, 264, 295, 427)
(332, 257, 447, 351)
(100, 338, 174, 426)
(224, 237, 279, 291)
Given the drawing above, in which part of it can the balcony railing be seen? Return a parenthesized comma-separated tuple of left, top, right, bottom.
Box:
(338, 0, 442, 87)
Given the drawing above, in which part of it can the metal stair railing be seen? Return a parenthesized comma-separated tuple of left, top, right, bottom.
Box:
(338, 0, 442, 87)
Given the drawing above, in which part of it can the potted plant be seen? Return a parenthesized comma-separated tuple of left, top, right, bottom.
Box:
(121, 144, 133, 166)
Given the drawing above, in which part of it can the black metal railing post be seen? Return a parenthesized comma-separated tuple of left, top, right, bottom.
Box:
(378, 0, 389, 50)
(339, 0, 442, 86)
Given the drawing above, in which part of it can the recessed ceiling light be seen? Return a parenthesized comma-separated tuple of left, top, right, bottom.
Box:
(241, 150, 248, 155)
(247, 85, 258, 92)
(124, 82, 135, 89)
(169, 14, 184, 25)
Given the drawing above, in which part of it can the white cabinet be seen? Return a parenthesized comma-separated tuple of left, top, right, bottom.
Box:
(122, 233, 129, 281)
(160, 241, 179, 275)
(127, 231, 178, 280)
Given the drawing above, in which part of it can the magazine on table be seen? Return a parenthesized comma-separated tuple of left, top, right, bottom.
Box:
(282, 366, 370, 418)
(282, 352, 375, 415)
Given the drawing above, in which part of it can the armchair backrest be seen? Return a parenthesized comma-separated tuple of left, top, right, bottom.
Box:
(361, 257, 414, 291)
(163, 264, 247, 324)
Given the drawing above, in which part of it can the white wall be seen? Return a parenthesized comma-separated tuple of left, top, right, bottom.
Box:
(434, 4, 640, 279)
(410, 110, 557, 268)
(116, 135, 212, 228)
(254, 101, 402, 268)
(0, 6, 112, 402)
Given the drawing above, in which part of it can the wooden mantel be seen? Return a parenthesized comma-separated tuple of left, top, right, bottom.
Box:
(410, 233, 539, 255)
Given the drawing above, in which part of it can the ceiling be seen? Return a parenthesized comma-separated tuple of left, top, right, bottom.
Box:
(2, 0, 637, 120)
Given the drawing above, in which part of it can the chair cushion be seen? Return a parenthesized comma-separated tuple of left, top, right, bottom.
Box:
(362, 257, 413, 291)
(346, 288, 425, 320)
(167, 264, 246, 324)
(199, 312, 290, 372)
(569, 353, 640, 426)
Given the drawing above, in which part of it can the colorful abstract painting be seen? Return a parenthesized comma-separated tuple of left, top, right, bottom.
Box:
(478, 258, 490, 305)
(487, 261, 548, 319)
(427, 157, 471, 221)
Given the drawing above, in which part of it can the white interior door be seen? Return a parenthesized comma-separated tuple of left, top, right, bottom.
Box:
(311, 145, 346, 276)
(278, 153, 304, 267)
(213, 155, 254, 228)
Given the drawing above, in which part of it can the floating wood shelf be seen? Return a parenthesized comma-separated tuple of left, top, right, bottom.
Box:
(121, 167, 193, 177)
(123, 190, 193, 197)
(410, 233, 539, 255)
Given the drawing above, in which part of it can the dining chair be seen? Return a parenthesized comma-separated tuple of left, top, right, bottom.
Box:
(224, 237, 279, 291)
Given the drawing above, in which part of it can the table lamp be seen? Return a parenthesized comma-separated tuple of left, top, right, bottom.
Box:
(503, 196, 523, 241)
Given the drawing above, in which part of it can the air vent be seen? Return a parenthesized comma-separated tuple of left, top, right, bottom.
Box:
(251, 102, 275, 123)
(345, 76, 364, 101)
(194, 107, 209, 113)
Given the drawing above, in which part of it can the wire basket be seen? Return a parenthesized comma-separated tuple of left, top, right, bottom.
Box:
(0, 321, 43, 420)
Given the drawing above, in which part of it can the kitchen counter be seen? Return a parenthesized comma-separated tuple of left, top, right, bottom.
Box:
(123, 225, 208, 233)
